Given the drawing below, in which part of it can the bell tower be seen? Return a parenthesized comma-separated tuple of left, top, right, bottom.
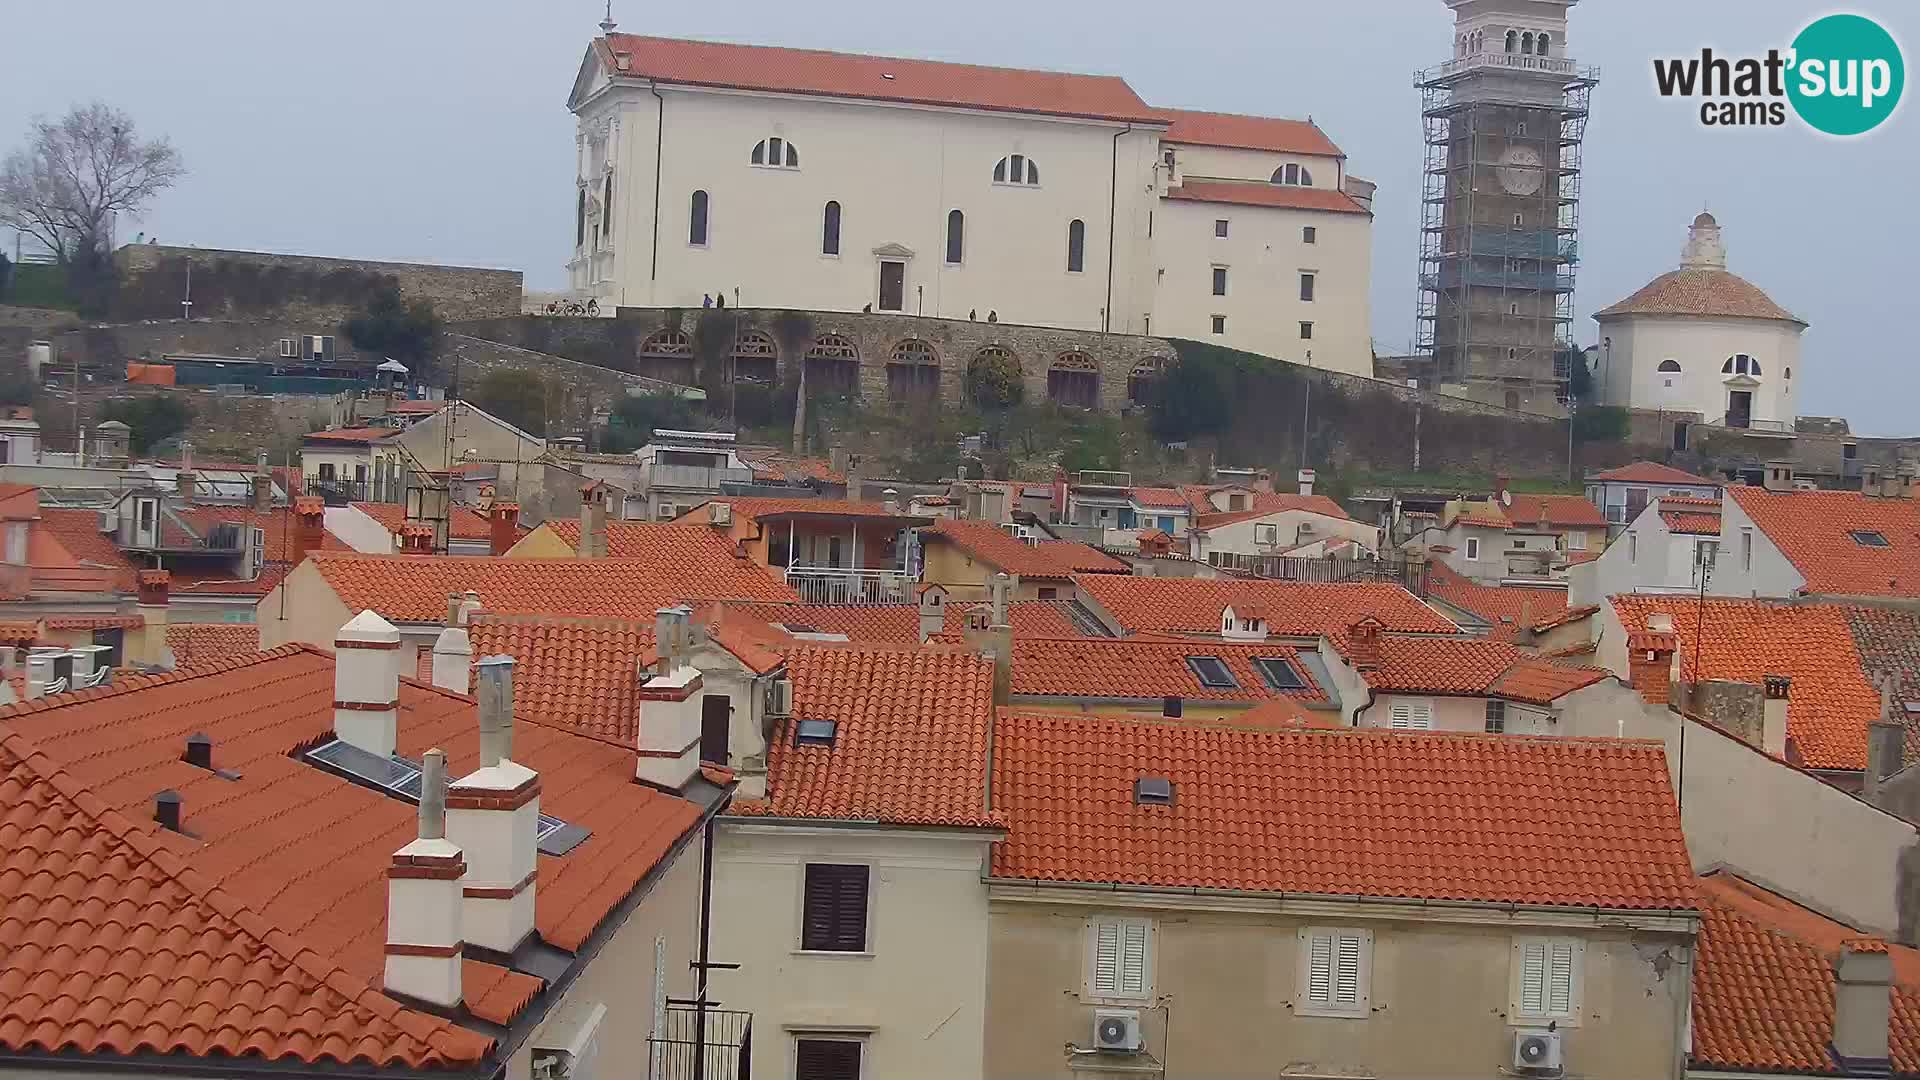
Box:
(1414, 0, 1597, 415)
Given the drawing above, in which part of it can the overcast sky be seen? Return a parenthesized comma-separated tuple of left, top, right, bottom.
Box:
(6, 1, 1914, 433)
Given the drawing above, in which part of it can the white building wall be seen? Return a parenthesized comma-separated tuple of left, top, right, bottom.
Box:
(1168, 144, 1342, 189)
(323, 505, 398, 553)
(1594, 313, 1803, 424)
(709, 824, 994, 1080)
(1191, 510, 1377, 562)
(1704, 496, 1805, 599)
(1356, 693, 1487, 733)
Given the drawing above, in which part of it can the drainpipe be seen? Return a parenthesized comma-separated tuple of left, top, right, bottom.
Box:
(650, 81, 666, 284)
(1104, 123, 1133, 333)
(692, 814, 716, 1080)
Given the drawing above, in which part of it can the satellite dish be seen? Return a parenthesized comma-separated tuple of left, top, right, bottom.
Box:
(1500, 490, 1513, 507)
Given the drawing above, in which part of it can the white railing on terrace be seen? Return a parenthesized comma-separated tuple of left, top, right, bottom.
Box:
(784, 566, 915, 605)
(1423, 52, 1587, 81)
(645, 463, 755, 490)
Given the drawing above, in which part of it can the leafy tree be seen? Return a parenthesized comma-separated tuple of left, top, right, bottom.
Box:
(467, 368, 557, 436)
(1149, 353, 1233, 441)
(965, 351, 1025, 410)
(0, 250, 12, 301)
(1572, 405, 1629, 443)
(601, 391, 704, 452)
(99, 395, 192, 454)
(1564, 347, 1593, 401)
(0, 102, 184, 263)
(341, 284, 441, 378)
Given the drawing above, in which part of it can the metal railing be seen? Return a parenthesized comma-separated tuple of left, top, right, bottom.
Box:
(646, 464, 755, 491)
(649, 1002, 751, 1080)
(1422, 52, 1589, 81)
(305, 476, 383, 505)
(1706, 415, 1794, 435)
(784, 566, 915, 605)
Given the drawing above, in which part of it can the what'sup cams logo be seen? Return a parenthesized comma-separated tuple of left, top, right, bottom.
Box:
(1653, 13, 1904, 135)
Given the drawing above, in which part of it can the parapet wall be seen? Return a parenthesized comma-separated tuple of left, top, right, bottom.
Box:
(114, 244, 522, 322)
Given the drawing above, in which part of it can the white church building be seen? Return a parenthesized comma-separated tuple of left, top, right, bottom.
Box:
(1590, 213, 1807, 430)
(565, 30, 1377, 376)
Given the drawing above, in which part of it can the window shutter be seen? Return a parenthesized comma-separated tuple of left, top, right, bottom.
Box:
(1334, 933, 1363, 1005)
(1519, 941, 1548, 1013)
(1306, 932, 1334, 1004)
(1548, 942, 1575, 1014)
(1093, 921, 1121, 993)
(1120, 922, 1149, 995)
(1389, 702, 1431, 730)
(795, 1039, 862, 1080)
(802, 864, 869, 952)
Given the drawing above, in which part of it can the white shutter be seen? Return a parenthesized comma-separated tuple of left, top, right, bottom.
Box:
(1093, 921, 1121, 994)
(1548, 942, 1575, 1015)
(1389, 701, 1433, 730)
(1306, 932, 1333, 1004)
(1334, 933, 1363, 1005)
(1519, 941, 1548, 1014)
(1389, 702, 1412, 729)
(1120, 921, 1150, 995)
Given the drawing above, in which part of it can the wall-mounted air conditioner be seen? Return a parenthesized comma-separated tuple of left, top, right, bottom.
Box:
(709, 502, 733, 526)
(1092, 1009, 1143, 1053)
(766, 677, 794, 717)
(1512, 1029, 1563, 1073)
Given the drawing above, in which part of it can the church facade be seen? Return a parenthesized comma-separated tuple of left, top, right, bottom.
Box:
(565, 32, 1376, 377)
(1591, 213, 1807, 430)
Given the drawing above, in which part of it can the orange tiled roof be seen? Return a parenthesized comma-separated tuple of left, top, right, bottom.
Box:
(1216, 698, 1344, 730)
(1129, 486, 1190, 510)
(1693, 873, 1920, 1075)
(1611, 595, 1881, 770)
(990, 712, 1696, 908)
(1351, 634, 1609, 705)
(1010, 637, 1324, 701)
(1590, 461, 1719, 486)
(308, 548, 797, 623)
(715, 601, 923, 644)
(929, 518, 1129, 579)
(34, 508, 140, 590)
(42, 614, 144, 631)
(737, 448, 846, 485)
(1075, 575, 1457, 641)
(678, 496, 919, 524)
(0, 621, 42, 645)
(598, 33, 1162, 124)
(468, 615, 653, 743)
(0, 646, 707, 1069)
(301, 426, 401, 444)
(1660, 496, 1723, 536)
(1594, 268, 1805, 324)
(1730, 486, 1920, 597)
(350, 501, 505, 542)
(1159, 108, 1344, 156)
(165, 623, 262, 667)
(1181, 486, 1352, 521)
(1844, 606, 1920, 765)
(1166, 180, 1369, 215)
(1505, 492, 1608, 529)
(928, 600, 1104, 644)
(1452, 501, 1513, 530)
(731, 645, 1000, 828)
(1426, 563, 1577, 641)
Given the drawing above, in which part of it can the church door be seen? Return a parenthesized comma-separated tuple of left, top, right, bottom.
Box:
(878, 261, 905, 312)
(1726, 390, 1752, 429)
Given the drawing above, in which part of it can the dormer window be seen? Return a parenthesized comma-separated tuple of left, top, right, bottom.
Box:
(751, 136, 800, 169)
(1271, 163, 1315, 187)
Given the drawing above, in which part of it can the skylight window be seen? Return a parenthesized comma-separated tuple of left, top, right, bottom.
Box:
(1135, 776, 1174, 805)
(303, 739, 589, 855)
(795, 718, 838, 746)
(1850, 530, 1892, 547)
(1185, 655, 1239, 689)
(1253, 657, 1308, 691)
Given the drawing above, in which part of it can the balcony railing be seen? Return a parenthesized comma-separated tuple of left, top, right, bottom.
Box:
(648, 1001, 751, 1080)
(645, 464, 755, 491)
(784, 566, 915, 605)
(1423, 52, 1588, 81)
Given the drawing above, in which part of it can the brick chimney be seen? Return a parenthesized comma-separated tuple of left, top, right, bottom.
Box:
(1832, 939, 1893, 1074)
(292, 496, 326, 564)
(1346, 616, 1384, 673)
(636, 607, 703, 789)
(577, 483, 609, 558)
(1627, 631, 1678, 706)
(447, 655, 540, 953)
(334, 610, 402, 757)
(175, 471, 197, 503)
(431, 593, 474, 695)
(383, 748, 465, 1009)
(488, 501, 520, 556)
(398, 523, 435, 553)
(1493, 474, 1511, 505)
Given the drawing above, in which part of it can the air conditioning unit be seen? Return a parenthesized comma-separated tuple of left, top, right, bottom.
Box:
(278, 338, 298, 358)
(96, 509, 117, 533)
(708, 502, 733, 526)
(530, 1001, 606, 1080)
(1512, 1030, 1563, 1073)
(655, 503, 677, 521)
(1092, 1009, 1143, 1054)
(766, 677, 794, 717)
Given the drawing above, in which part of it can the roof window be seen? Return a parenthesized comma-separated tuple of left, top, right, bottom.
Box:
(1253, 657, 1308, 691)
(1850, 530, 1891, 547)
(1185, 655, 1239, 689)
(1135, 776, 1174, 805)
(796, 718, 838, 746)
(303, 739, 590, 855)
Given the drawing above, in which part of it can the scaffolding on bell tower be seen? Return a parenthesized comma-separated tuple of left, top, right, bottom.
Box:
(1414, 53, 1598, 413)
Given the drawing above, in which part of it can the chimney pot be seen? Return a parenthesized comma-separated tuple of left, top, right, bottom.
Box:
(882, 487, 900, 514)
(418, 748, 448, 839)
(1297, 468, 1316, 497)
(333, 610, 402, 757)
(251, 474, 272, 514)
(175, 471, 197, 503)
(154, 789, 183, 832)
(385, 746, 465, 1008)
(474, 655, 516, 768)
(184, 732, 213, 770)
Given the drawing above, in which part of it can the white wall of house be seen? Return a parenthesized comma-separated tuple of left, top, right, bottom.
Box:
(1192, 509, 1378, 564)
(1572, 502, 1720, 607)
(1354, 693, 1488, 733)
(1703, 496, 1804, 600)
(300, 445, 377, 485)
(709, 823, 996, 1080)
(1585, 478, 1721, 531)
(324, 505, 397, 553)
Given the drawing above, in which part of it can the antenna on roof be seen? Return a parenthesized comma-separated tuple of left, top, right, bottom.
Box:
(599, 0, 616, 34)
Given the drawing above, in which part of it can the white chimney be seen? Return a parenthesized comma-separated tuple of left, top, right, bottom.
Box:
(1297, 469, 1316, 497)
(431, 626, 473, 694)
(1833, 941, 1894, 1071)
(637, 607, 704, 789)
(384, 748, 465, 1008)
(447, 655, 540, 953)
(334, 610, 403, 757)
(1761, 674, 1790, 758)
(882, 487, 901, 514)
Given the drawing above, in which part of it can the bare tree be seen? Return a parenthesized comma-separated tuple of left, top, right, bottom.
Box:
(0, 102, 184, 262)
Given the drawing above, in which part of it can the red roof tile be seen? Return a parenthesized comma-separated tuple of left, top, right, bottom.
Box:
(1611, 595, 1881, 770)
(1452, 501, 1513, 530)
(1348, 634, 1609, 705)
(166, 623, 263, 667)
(736, 448, 845, 485)
(0, 621, 42, 645)
(1590, 462, 1720, 486)
(308, 548, 797, 624)
(1129, 486, 1190, 509)
(1217, 698, 1344, 730)
(1661, 502, 1723, 535)
(731, 645, 999, 828)
(1730, 486, 1920, 598)
(718, 601, 923, 644)
(0, 645, 704, 1065)
(1075, 575, 1457, 641)
(301, 426, 401, 444)
(1426, 564, 1576, 640)
(598, 33, 1161, 124)
(1009, 637, 1324, 702)
(990, 712, 1696, 908)
(1159, 108, 1344, 156)
(42, 614, 143, 631)
(1180, 486, 1351, 521)
(34, 508, 140, 590)
(468, 615, 652, 743)
(1595, 268, 1804, 324)
(1165, 179, 1370, 215)
(1693, 874, 1920, 1075)
(350, 501, 504, 542)
(929, 518, 1129, 579)
(1505, 492, 1608, 529)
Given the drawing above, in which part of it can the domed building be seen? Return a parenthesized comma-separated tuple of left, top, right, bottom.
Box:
(1590, 213, 1807, 430)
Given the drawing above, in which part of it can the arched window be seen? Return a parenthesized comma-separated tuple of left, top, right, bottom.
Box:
(1128, 356, 1169, 407)
(1506, 29, 1518, 53)
(639, 329, 693, 358)
(888, 339, 941, 401)
(1048, 351, 1100, 409)
(1722, 354, 1761, 376)
(638, 328, 695, 383)
(1299, 166, 1313, 186)
(993, 155, 1040, 185)
(575, 188, 587, 248)
(1537, 31, 1551, 56)
(1522, 32, 1534, 55)
(1066, 219, 1086, 273)
(689, 190, 709, 246)
(1657, 359, 1682, 373)
(1270, 163, 1313, 187)
(807, 334, 859, 361)
(805, 334, 860, 395)
(822, 200, 841, 256)
(750, 137, 800, 168)
(946, 209, 965, 265)
(731, 331, 779, 385)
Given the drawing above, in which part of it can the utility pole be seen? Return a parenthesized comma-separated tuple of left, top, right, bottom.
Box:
(180, 261, 193, 321)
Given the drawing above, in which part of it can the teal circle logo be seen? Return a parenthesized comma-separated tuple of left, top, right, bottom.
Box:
(1787, 14, 1904, 136)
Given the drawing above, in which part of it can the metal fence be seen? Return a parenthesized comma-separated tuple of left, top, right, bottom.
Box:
(649, 1002, 751, 1080)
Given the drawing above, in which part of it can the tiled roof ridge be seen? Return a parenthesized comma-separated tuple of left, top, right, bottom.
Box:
(470, 611, 656, 630)
(0, 722, 490, 1064)
(0, 645, 313, 721)
(998, 707, 1669, 752)
(605, 30, 1139, 87)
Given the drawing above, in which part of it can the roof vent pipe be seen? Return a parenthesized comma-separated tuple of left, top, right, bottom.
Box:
(476, 655, 515, 768)
(154, 790, 183, 832)
(184, 732, 213, 770)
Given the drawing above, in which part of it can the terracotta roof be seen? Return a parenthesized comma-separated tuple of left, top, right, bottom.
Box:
(1192, 501, 1356, 533)
(1075, 575, 1457, 642)
(1164, 179, 1370, 215)
(300, 426, 400, 444)
(34, 508, 140, 591)
(933, 600, 1103, 642)
(1451, 501, 1513, 530)
(1425, 564, 1576, 641)
(716, 601, 923, 644)
(1009, 637, 1325, 702)
(730, 644, 1000, 828)
(990, 712, 1696, 908)
(350, 501, 504, 542)
(0, 646, 706, 1069)
(1611, 595, 1881, 770)
(42, 614, 144, 631)
(1693, 873, 1920, 1075)
(597, 33, 1162, 124)
(1348, 634, 1609, 705)
(668, 497, 918, 526)
(1505, 492, 1608, 529)
(1660, 497, 1723, 536)
(0, 621, 41, 645)
(1594, 268, 1805, 324)
(1589, 462, 1719, 486)
(928, 518, 1130, 579)
(165, 623, 262, 666)
(737, 448, 845, 485)
(1730, 486, 1920, 598)
(1129, 486, 1190, 509)
(307, 548, 797, 623)
(1217, 698, 1344, 730)
(1180, 486, 1351, 521)
(1159, 108, 1344, 156)
(1843, 606, 1920, 767)
(468, 615, 652, 743)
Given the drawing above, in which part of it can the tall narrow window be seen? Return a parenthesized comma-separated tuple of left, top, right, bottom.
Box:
(1522, 32, 1535, 55)
(1303, 226, 1317, 244)
(602, 171, 613, 236)
(1212, 267, 1228, 296)
(1067, 219, 1086, 273)
(1506, 29, 1518, 52)
(1537, 31, 1551, 56)
(822, 200, 842, 256)
(689, 190, 710, 246)
(575, 188, 586, 247)
(946, 209, 965, 265)
(1299, 272, 1316, 301)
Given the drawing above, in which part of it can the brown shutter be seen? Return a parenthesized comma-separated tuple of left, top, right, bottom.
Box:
(801, 864, 868, 952)
(795, 1038, 862, 1080)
